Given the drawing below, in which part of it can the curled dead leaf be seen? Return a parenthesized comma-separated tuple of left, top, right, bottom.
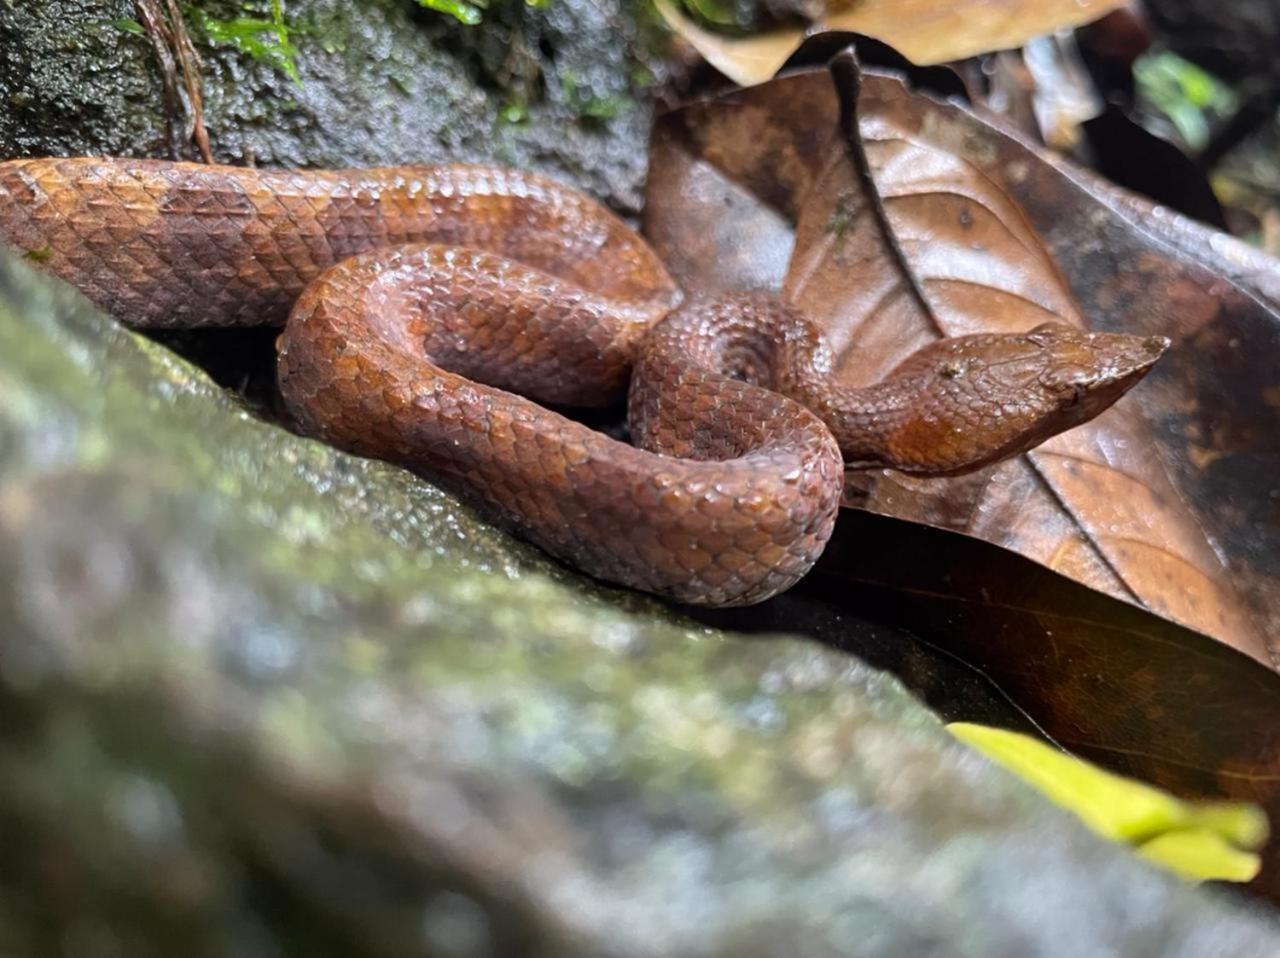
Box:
(645, 42, 1280, 898)
(646, 53, 1275, 663)
(656, 0, 1127, 87)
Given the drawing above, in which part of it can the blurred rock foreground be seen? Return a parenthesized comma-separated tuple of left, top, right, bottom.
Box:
(2, 2, 1280, 954)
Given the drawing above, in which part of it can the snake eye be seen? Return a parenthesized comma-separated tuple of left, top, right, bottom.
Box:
(938, 359, 967, 379)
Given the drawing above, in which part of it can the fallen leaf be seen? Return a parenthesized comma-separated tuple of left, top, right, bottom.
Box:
(802, 508, 1280, 898)
(655, 0, 802, 88)
(1138, 828, 1262, 883)
(656, 0, 1126, 87)
(1034, 149, 1280, 312)
(697, 506, 1280, 898)
(947, 721, 1267, 883)
(647, 50, 1280, 897)
(645, 51, 1276, 663)
(825, 0, 1128, 67)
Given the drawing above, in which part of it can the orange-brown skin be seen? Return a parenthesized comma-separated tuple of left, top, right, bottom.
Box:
(0, 157, 1169, 605)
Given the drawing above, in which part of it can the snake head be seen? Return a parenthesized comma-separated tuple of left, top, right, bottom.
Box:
(881, 321, 1170, 475)
(1024, 322, 1171, 425)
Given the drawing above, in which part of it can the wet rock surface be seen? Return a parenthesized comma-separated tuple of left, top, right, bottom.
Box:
(0, 0, 657, 211)
(2, 250, 1279, 955)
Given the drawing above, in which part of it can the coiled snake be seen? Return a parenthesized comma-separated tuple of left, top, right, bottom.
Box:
(0, 158, 1167, 605)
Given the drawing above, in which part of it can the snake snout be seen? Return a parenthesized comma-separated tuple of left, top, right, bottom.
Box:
(1045, 329, 1170, 428)
(1092, 330, 1170, 390)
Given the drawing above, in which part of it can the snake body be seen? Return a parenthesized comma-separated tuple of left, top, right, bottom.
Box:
(0, 158, 1167, 605)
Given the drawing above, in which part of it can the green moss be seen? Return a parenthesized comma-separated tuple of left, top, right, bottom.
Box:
(498, 101, 528, 124)
(414, 0, 485, 25)
(3, 0, 666, 243)
(186, 0, 301, 83)
(825, 192, 858, 240)
(2, 179, 1280, 956)
(672, 0, 777, 35)
(560, 67, 633, 121)
(681, 0, 737, 26)
(106, 16, 145, 35)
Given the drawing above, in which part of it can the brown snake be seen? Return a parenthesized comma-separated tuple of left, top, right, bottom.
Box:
(0, 157, 1168, 605)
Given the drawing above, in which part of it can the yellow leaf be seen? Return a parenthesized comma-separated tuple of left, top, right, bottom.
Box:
(1138, 829, 1261, 884)
(1182, 802, 1270, 851)
(947, 722, 1268, 883)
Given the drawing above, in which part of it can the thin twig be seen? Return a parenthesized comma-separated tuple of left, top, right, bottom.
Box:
(164, 0, 212, 162)
(132, 0, 182, 157)
(133, 0, 213, 163)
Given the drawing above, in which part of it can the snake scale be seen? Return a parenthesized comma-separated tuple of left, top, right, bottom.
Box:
(0, 157, 1168, 605)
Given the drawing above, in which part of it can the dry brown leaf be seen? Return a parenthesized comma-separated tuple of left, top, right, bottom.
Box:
(656, 0, 1126, 87)
(827, 0, 1128, 64)
(645, 62, 1275, 663)
(654, 0, 803, 87)
(646, 52, 1280, 897)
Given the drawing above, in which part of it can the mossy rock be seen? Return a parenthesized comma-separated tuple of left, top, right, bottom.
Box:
(3, 5, 1280, 953)
(2, 250, 1278, 955)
